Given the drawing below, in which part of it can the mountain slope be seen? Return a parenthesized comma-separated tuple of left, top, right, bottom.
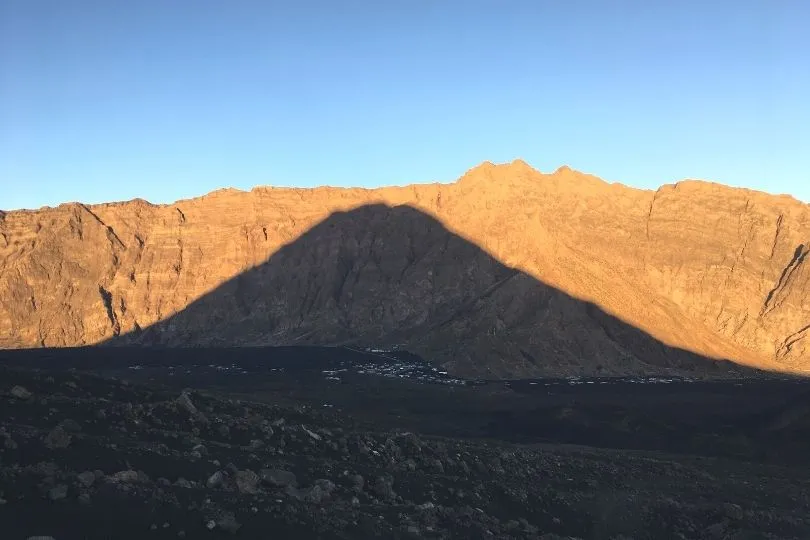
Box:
(1, 161, 808, 376)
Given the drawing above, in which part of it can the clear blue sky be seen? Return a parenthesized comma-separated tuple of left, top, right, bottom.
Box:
(1, 1, 808, 210)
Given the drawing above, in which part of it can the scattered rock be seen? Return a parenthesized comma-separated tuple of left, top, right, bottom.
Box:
(260, 469, 297, 488)
(10, 385, 32, 399)
(302, 425, 322, 440)
(351, 474, 365, 492)
(76, 471, 95, 488)
(48, 485, 68, 501)
(706, 521, 727, 538)
(2, 358, 809, 539)
(43, 427, 72, 449)
(176, 392, 207, 423)
(373, 475, 396, 500)
(109, 470, 139, 483)
(58, 419, 82, 433)
(249, 439, 264, 449)
(722, 502, 744, 521)
(288, 479, 336, 504)
(234, 469, 259, 494)
(215, 512, 241, 534)
(191, 443, 208, 455)
(175, 478, 193, 489)
(33, 462, 59, 477)
(206, 471, 226, 489)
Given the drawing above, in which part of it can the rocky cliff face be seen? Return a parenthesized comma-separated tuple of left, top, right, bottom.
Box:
(1, 161, 808, 377)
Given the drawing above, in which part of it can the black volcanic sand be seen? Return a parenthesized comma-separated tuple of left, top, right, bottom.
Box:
(0, 348, 809, 539)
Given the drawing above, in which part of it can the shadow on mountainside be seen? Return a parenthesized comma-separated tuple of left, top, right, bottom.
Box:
(102, 203, 765, 379)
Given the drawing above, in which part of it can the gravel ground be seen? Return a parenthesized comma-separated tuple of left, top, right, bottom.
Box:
(1, 357, 809, 539)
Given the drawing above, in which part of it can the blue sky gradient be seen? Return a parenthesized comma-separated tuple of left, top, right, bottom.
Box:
(1, 0, 808, 210)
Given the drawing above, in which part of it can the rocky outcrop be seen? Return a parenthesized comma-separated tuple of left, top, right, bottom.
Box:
(1, 161, 808, 377)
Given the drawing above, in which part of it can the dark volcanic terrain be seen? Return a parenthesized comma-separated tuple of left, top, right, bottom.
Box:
(1, 347, 809, 539)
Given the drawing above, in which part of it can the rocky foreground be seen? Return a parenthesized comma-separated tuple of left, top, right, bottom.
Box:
(2, 361, 810, 539)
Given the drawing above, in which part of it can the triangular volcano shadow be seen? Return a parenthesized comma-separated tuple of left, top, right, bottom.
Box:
(103, 203, 761, 378)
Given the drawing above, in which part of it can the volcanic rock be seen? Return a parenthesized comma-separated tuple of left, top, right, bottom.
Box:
(10, 386, 32, 399)
(1, 162, 809, 378)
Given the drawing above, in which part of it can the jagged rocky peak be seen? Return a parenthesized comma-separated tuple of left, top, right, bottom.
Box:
(455, 159, 541, 190)
(463, 158, 537, 175)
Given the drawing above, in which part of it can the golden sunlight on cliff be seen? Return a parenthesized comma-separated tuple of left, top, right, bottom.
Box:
(1, 161, 808, 376)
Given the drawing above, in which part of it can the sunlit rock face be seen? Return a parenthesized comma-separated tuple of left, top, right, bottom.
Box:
(1, 161, 808, 377)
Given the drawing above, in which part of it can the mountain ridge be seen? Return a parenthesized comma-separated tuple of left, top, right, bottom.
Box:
(7, 161, 806, 213)
(1, 161, 808, 377)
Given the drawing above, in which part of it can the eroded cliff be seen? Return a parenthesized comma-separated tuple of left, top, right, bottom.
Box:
(1, 161, 808, 377)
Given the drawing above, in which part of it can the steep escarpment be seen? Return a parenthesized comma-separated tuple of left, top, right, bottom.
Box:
(1, 161, 808, 377)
